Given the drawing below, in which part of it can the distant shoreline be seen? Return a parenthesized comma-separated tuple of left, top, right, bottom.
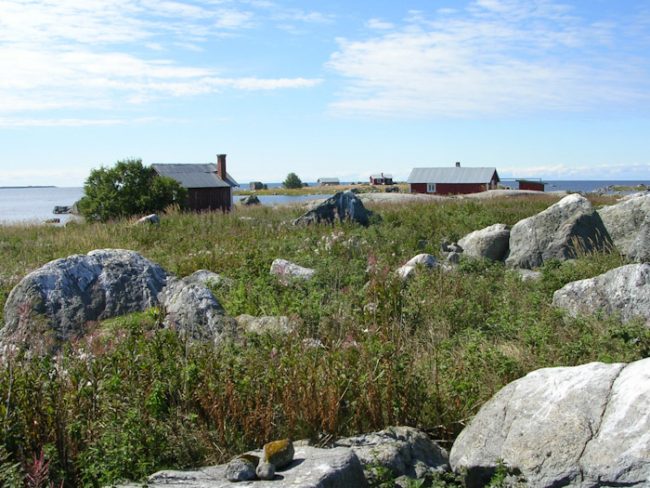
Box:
(0, 185, 57, 189)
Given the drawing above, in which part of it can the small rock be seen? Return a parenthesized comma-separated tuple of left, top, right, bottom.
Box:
(185, 269, 233, 288)
(302, 338, 326, 349)
(53, 205, 71, 214)
(136, 214, 160, 225)
(240, 194, 261, 206)
(225, 455, 258, 482)
(446, 252, 461, 264)
(262, 439, 295, 469)
(270, 259, 315, 285)
(235, 314, 296, 335)
(396, 254, 438, 280)
(515, 269, 542, 282)
(256, 461, 275, 480)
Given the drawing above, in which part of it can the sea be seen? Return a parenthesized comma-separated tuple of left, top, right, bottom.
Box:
(0, 180, 647, 225)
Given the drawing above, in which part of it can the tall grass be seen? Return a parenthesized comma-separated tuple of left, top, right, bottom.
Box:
(1, 195, 644, 486)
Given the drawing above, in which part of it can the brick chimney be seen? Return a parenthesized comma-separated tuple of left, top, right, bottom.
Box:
(217, 154, 226, 180)
(455, 161, 461, 168)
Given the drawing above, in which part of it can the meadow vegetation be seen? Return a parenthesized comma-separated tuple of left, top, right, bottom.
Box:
(0, 194, 647, 487)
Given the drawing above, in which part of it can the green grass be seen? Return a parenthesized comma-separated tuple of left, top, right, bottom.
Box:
(0, 194, 644, 487)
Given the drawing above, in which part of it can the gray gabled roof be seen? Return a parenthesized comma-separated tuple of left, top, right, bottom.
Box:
(370, 174, 393, 179)
(317, 177, 340, 183)
(152, 164, 238, 188)
(407, 167, 499, 184)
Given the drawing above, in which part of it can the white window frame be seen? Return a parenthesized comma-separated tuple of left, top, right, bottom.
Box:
(427, 183, 437, 193)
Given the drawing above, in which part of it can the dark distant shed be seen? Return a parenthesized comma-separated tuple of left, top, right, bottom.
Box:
(517, 179, 546, 192)
(152, 154, 238, 212)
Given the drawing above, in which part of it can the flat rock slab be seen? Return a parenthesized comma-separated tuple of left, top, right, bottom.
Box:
(450, 358, 650, 487)
(117, 446, 368, 488)
(552, 263, 650, 325)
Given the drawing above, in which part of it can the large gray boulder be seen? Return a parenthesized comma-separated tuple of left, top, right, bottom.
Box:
(450, 358, 650, 487)
(552, 263, 650, 325)
(334, 426, 449, 480)
(505, 194, 612, 269)
(598, 193, 650, 262)
(117, 445, 368, 488)
(458, 223, 510, 261)
(294, 191, 373, 226)
(1, 249, 169, 348)
(158, 278, 236, 344)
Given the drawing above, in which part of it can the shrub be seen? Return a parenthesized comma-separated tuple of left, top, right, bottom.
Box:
(78, 159, 187, 222)
(282, 172, 303, 189)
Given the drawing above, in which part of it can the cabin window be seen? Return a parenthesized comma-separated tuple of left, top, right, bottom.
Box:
(427, 183, 436, 193)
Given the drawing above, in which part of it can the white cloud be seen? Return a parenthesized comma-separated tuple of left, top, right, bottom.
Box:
(213, 9, 255, 29)
(0, 0, 320, 115)
(366, 18, 394, 30)
(500, 163, 650, 180)
(0, 116, 174, 128)
(328, 0, 650, 118)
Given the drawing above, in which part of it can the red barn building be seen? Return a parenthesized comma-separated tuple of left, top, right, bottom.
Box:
(370, 173, 393, 185)
(153, 154, 238, 212)
(517, 179, 546, 192)
(408, 162, 500, 195)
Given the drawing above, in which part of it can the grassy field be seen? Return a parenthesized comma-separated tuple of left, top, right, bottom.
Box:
(0, 194, 646, 487)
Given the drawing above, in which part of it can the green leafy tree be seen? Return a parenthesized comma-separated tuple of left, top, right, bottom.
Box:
(282, 172, 303, 189)
(78, 159, 187, 222)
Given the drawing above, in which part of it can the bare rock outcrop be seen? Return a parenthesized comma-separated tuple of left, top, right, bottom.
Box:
(117, 445, 368, 488)
(450, 358, 650, 487)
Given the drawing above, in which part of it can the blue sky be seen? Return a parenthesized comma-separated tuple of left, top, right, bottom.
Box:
(1, 0, 649, 186)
